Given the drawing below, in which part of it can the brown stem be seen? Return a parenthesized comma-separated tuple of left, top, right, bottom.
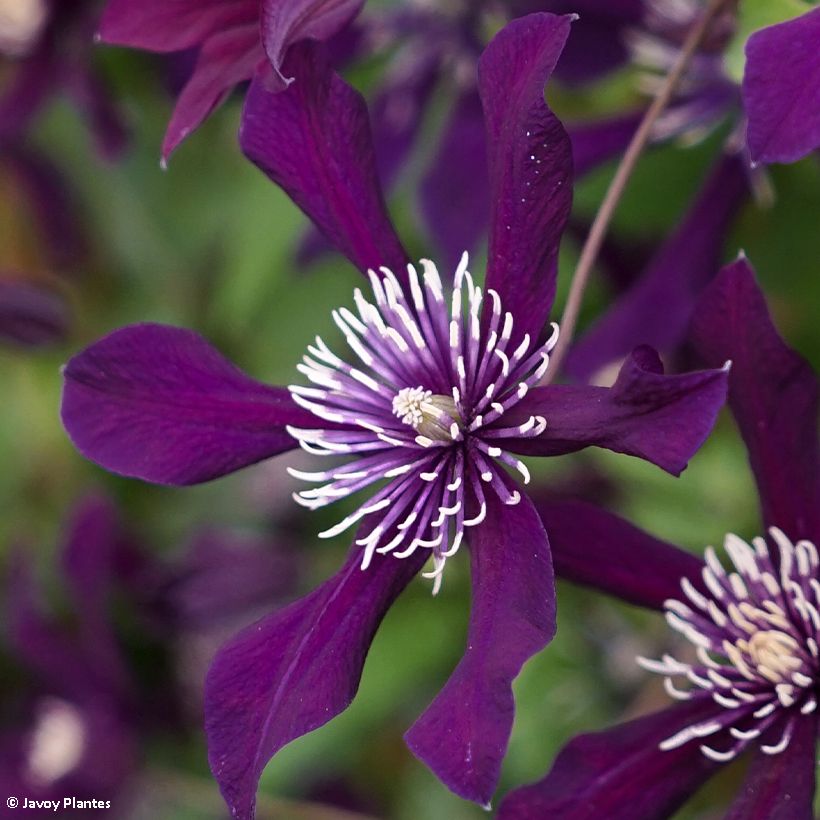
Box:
(543, 0, 731, 383)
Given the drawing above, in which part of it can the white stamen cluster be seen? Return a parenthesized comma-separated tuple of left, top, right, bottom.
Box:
(0, 0, 47, 58)
(286, 253, 555, 592)
(639, 528, 820, 762)
(26, 698, 87, 786)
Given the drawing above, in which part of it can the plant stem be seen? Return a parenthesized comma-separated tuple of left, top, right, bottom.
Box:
(544, 0, 731, 382)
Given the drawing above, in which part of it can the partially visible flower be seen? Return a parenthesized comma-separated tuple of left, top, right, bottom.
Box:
(0, 275, 68, 348)
(499, 257, 820, 819)
(0, 0, 127, 159)
(56, 14, 726, 815)
(97, 0, 364, 160)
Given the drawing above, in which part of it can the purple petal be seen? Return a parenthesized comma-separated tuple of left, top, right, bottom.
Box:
(99, 0, 258, 52)
(480, 13, 574, 342)
(690, 258, 820, 541)
(260, 0, 364, 90)
(0, 278, 69, 348)
(532, 498, 703, 610)
(163, 24, 261, 161)
(0, 49, 57, 138)
(725, 714, 818, 820)
(743, 7, 820, 164)
(405, 488, 555, 807)
(61, 323, 321, 485)
(568, 112, 642, 178)
(205, 542, 425, 819)
(240, 43, 409, 278)
(420, 88, 489, 272)
(502, 346, 728, 476)
(567, 153, 749, 382)
(498, 700, 721, 820)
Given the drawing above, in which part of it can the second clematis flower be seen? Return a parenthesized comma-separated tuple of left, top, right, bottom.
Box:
(60, 14, 730, 817)
(499, 257, 820, 819)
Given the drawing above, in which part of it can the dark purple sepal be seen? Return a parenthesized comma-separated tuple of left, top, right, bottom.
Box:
(205, 540, 426, 819)
(163, 24, 261, 161)
(743, 7, 820, 165)
(420, 88, 489, 272)
(567, 153, 749, 381)
(260, 0, 365, 90)
(502, 346, 728, 476)
(0, 278, 69, 348)
(240, 43, 409, 279)
(404, 488, 555, 807)
(533, 498, 703, 610)
(690, 258, 820, 540)
(497, 700, 721, 820)
(725, 713, 818, 820)
(98, 0, 258, 52)
(61, 323, 322, 485)
(479, 13, 574, 343)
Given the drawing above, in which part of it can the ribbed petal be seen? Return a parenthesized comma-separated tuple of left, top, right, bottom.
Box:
(61, 323, 321, 486)
(162, 24, 261, 161)
(498, 700, 721, 820)
(480, 13, 574, 343)
(205, 541, 425, 819)
(691, 258, 820, 541)
(240, 43, 409, 278)
(98, 0, 258, 52)
(501, 346, 728, 476)
(533, 498, 703, 610)
(725, 713, 818, 820)
(260, 0, 364, 90)
(567, 153, 749, 382)
(420, 88, 489, 272)
(743, 7, 820, 165)
(405, 488, 555, 807)
(0, 278, 68, 348)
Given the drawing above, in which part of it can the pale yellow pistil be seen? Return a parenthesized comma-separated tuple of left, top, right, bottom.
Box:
(0, 0, 47, 58)
(392, 386, 462, 442)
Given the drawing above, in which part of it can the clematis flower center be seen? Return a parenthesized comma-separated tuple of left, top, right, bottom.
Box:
(0, 0, 47, 58)
(639, 528, 820, 762)
(26, 698, 87, 786)
(287, 253, 556, 592)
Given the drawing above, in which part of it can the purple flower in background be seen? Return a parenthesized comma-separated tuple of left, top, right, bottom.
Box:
(97, 0, 364, 160)
(60, 14, 730, 816)
(0, 276, 68, 348)
(499, 257, 820, 819)
(0, 0, 127, 159)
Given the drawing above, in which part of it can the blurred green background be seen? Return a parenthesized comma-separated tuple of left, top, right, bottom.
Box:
(1, 12, 819, 818)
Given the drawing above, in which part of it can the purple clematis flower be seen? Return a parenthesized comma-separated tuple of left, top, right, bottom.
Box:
(97, 0, 364, 160)
(60, 14, 730, 816)
(499, 256, 820, 819)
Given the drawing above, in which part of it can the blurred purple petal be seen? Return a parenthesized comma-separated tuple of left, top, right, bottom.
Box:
(405, 489, 555, 806)
(498, 700, 721, 820)
(725, 714, 818, 820)
(502, 347, 728, 475)
(480, 12, 574, 343)
(567, 153, 749, 381)
(163, 24, 260, 161)
(205, 540, 425, 819)
(241, 43, 409, 278)
(569, 112, 642, 178)
(533, 498, 703, 610)
(0, 278, 68, 348)
(420, 89, 489, 272)
(61, 323, 320, 485)
(691, 258, 820, 540)
(743, 7, 820, 164)
(260, 0, 364, 90)
(99, 0, 257, 52)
